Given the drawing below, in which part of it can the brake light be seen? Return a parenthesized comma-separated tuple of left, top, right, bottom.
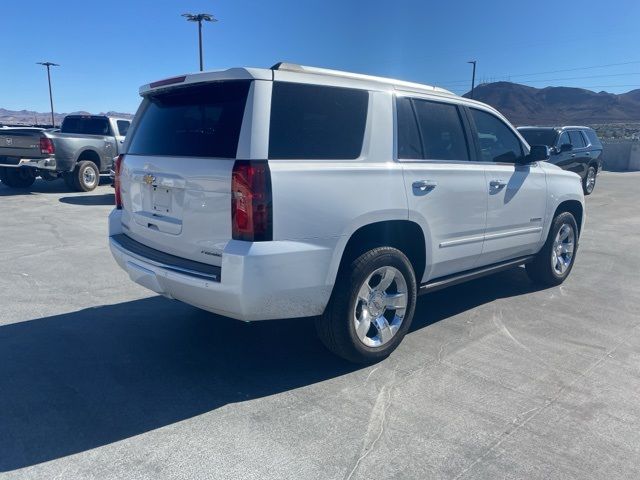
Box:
(40, 137, 55, 155)
(231, 160, 272, 241)
(114, 154, 124, 209)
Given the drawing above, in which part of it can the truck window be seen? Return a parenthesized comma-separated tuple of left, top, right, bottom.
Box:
(127, 80, 251, 158)
(61, 117, 111, 136)
(116, 120, 130, 137)
(269, 82, 368, 160)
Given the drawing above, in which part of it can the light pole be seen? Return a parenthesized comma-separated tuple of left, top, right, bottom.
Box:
(467, 60, 477, 99)
(182, 13, 217, 71)
(37, 62, 59, 127)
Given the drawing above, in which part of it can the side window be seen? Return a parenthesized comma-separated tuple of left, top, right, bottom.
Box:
(117, 120, 130, 137)
(396, 97, 422, 159)
(269, 82, 368, 160)
(569, 130, 586, 148)
(558, 131, 570, 147)
(412, 99, 470, 161)
(470, 108, 523, 163)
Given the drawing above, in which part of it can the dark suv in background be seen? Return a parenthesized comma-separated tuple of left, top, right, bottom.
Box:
(517, 126, 603, 195)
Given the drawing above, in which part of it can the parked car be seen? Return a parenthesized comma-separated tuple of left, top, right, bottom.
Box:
(0, 115, 131, 191)
(517, 126, 603, 195)
(109, 63, 585, 363)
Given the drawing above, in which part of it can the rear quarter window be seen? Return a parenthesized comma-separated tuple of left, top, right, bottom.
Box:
(584, 129, 602, 148)
(269, 82, 368, 160)
(127, 80, 251, 158)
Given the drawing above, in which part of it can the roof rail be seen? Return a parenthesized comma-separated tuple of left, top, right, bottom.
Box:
(269, 62, 455, 95)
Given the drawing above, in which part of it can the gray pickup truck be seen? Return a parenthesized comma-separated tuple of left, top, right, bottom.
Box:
(0, 114, 130, 191)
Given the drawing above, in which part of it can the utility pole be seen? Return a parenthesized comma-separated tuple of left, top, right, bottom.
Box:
(37, 62, 59, 127)
(467, 60, 477, 99)
(182, 13, 217, 71)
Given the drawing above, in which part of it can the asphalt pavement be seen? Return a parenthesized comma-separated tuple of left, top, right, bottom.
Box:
(1, 173, 639, 479)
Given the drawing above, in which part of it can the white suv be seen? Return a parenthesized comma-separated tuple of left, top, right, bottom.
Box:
(109, 63, 585, 363)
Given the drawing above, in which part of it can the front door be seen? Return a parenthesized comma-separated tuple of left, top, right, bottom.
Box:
(467, 107, 547, 266)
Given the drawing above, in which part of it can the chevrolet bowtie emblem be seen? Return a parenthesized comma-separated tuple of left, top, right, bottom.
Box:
(143, 174, 156, 185)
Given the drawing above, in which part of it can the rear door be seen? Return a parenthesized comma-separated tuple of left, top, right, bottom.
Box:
(119, 80, 257, 266)
(568, 129, 589, 178)
(467, 108, 547, 266)
(399, 95, 487, 281)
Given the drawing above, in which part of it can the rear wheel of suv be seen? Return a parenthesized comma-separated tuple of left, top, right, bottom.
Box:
(583, 165, 597, 195)
(526, 211, 578, 287)
(0, 167, 36, 188)
(316, 247, 417, 364)
(72, 161, 100, 192)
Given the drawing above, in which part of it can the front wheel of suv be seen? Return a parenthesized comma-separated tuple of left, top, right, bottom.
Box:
(526, 211, 579, 287)
(315, 247, 417, 364)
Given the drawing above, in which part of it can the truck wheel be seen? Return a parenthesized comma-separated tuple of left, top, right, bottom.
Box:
(0, 167, 36, 188)
(582, 165, 597, 195)
(315, 247, 417, 364)
(526, 211, 578, 287)
(72, 161, 100, 192)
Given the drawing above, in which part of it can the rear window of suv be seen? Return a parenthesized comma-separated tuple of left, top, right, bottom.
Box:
(127, 80, 251, 158)
(269, 82, 368, 160)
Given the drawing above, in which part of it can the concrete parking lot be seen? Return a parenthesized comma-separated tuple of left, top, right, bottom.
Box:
(1, 173, 639, 479)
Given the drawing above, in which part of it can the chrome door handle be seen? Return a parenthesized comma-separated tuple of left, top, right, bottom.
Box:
(413, 180, 437, 191)
(489, 179, 507, 189)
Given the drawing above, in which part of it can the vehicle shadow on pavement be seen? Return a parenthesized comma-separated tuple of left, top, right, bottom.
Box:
(0, 179, 70, 196)
(0, 267, 542, 471)
(59, 193, 115, 206)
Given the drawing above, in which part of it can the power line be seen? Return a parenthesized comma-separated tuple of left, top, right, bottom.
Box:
(434, 60, 640, 86)
(439, 72, 640, 88)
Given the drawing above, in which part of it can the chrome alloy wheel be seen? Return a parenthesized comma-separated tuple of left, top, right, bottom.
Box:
(353, 266, 408, 348)
(551, 224, 575, 275)
(83, 166, 97, 188)
(586, 168, 596, 193)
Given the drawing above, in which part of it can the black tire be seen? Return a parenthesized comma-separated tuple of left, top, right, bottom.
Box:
(315, 247, 417, 364)
(0, 167, 36, 188)
(582, 165, 597, 195)
(71, 160, 100, 192)
(526, 211, 579, 287)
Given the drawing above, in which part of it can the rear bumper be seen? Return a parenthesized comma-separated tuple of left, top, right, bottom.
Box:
(0, 157, 56, 170)
(108, 209, 334, 321)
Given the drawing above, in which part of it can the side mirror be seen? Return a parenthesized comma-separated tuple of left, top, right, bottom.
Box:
(559, 143, 573, 152)
(519, 145, 549, 164)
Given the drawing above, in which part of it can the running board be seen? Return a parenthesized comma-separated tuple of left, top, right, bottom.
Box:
(419, 255, 535, 295)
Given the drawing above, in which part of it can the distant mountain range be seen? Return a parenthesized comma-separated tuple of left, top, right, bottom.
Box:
(4, 82, 640, 127)
(464, 82, 640, 126)
(0, 108, 133, 126)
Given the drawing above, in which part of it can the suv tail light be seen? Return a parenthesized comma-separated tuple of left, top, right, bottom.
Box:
(231, 160, 272, 241)
(40, 137, 55, 155)
(114, 154, 124, 209)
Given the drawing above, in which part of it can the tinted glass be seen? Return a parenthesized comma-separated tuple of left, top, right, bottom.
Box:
(584, 129, 602, 147)
(269, 82, 368, 159)
(470, 109, 523, 163)
(61, 117, 110, 135)
(569, 130, 586, 148)
(411, 99, 469, 161)
(518, 128, 558, 147)
(128, 81, 251, 158)
(396, 97, 422, 159)
(117, 120, 130, 137)
(558, 131, 570, 146)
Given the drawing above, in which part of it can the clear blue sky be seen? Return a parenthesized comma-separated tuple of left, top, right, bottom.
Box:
(1, 0, 639, 114)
